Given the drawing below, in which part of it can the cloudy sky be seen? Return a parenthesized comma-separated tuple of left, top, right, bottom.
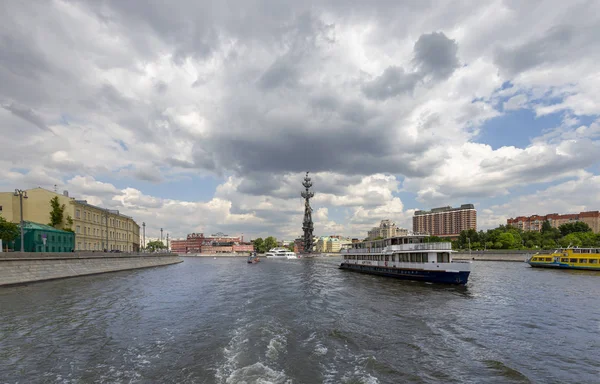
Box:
(1, 0, 600, 241)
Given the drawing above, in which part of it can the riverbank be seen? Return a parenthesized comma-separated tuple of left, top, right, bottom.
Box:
(0, 252, 182, 286)
(453, 251, 538, 262)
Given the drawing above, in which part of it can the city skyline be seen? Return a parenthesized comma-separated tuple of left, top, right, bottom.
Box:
(1, 1, 600, 240)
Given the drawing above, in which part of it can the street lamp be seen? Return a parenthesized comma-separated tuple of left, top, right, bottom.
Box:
(142, 222, 146, 252)
(467, 237, 471, 258)
(14, 189, 28, 252)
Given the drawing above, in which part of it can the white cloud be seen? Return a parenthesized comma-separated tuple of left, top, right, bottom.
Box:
(0, 0, 599, 239)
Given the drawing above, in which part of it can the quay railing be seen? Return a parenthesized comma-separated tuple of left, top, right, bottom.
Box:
(341, 242, 452, 254)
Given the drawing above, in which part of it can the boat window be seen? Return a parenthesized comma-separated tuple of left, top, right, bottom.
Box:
(545, 258, 552, 262)
(561, 258, 568, 262)
(590, 259, 598, 264)
(570, 258, 577, 262)
(410, 253, 416, 263)
(579, 259, 588, 263)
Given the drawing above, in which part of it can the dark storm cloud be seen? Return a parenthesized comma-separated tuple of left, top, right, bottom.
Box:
(412, 32, 459, 80)
(2, 103, 51, 132)
(362, 66, 420, 100)
(494, 25, 574, 75)
(362, 32, 459, 100)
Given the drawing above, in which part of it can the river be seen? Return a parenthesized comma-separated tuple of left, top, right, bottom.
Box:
(1, 257, 599, 383)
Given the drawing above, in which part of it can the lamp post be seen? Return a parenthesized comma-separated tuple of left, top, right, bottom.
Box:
(14, 189, 28, 252)
(142, 222, 146, 252)
(166, 233, 169, 252)
(467, 237, 471, 258)
(160, 228, 163, 243)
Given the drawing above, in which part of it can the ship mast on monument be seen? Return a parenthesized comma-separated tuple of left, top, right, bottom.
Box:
(301, 171, 315, 254)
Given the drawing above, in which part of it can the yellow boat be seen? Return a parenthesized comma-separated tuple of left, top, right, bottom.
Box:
(527, 248, 600, 271)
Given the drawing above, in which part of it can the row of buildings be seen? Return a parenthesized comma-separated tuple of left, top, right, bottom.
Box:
(0, 187, 140, 252)
(170, 232, 254, 254)
(507, 211, 600, 233)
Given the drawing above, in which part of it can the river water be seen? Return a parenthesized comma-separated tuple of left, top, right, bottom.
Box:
(1, 257, 599, 384)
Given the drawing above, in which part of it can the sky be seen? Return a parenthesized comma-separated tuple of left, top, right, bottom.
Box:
(1, 0, 600, 241)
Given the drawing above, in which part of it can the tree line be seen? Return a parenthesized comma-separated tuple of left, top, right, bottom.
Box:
(252, 237, 294, 253)
(452, 221, 599, 250)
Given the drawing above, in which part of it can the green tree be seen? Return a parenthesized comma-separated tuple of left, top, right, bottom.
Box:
(559, 233, 582, 248)
(287, 242, 295, 252)
(253, 238, 264, 253)
(558, 222, 592, 237)
(541, 220, 553, 234)
(497, 232, 518, 249)
(49, 197, 66, 228)
(63, 215, 74, 232)
(146, 240, 166, 252)
(0, 215, 20, 250)
(263, 236, 278, 252)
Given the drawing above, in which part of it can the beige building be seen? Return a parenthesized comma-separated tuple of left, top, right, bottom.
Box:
(368, 219, 408, 240)
(0, 188, 140, 252)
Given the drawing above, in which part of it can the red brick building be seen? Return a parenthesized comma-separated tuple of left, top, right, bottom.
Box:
(170, 232, 254, 254)
(507, 211, 600, 233)
(413, 204, 477, 237)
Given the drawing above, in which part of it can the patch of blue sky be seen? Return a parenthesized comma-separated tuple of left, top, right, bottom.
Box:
(115, 139, 128, 151)
(476, 108, 563, 150)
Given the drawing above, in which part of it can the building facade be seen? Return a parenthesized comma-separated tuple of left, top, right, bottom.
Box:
(0, 188, 140, 252)
(507, 211, 600, 233)
(367, 219, 408, 240)
(169, 232, 254, 254)
(11, 221, 75, 252)
(413, 204, 477, 237)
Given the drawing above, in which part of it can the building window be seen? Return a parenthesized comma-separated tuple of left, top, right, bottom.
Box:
(76, 209, 80, 218)
(76, 225, 80, 234)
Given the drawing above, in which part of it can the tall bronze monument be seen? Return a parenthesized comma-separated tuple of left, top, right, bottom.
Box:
(301, 172, 315, 253)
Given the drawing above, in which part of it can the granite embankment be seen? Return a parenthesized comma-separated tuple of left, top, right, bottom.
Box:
(0, 252, 182, 286)
(453, 250, 548, 262)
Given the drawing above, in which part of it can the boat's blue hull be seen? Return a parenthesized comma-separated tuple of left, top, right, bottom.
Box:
(339, 263, 470, 285)
(527, 262, 600, 271)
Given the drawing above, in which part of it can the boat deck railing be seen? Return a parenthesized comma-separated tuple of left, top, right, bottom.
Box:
(341, 242, 452, 254)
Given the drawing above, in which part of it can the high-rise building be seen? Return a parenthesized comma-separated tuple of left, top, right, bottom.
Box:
(0, 187, 140, 252)
(367, 219, 408, 240)
(507, 211, 600, 233)
(413, 204, 476, 237)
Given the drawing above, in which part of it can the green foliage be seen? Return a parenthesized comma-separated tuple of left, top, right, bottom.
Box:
(64, 215, 74, 231)
(146, 240, 166, 252)
(252, 236, 280, 253)
(0, 215, 20, 247)
(49, 197, 66, 228)
(287, 243, 295, 252)
(558, 222, 592, 237)
(263, 236, 278, 252)
(252, 238, 264, 253)
(541, 220, 553, 234)
(452, 222, 600, 250)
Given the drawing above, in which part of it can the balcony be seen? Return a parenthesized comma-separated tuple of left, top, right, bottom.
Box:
(341, 242, 452, 254)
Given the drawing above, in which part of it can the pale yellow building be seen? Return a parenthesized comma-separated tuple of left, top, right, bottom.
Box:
(368, 219, 408, 240)
(0, 188, 140, 252)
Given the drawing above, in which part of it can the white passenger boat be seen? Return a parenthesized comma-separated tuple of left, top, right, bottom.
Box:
(340, 234, 471, 285)
(265, 248, 298, 259)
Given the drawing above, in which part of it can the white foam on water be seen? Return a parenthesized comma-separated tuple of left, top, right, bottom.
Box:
(314, 342, 328, 356)
(265, 334, 287, 361)
(224, 362, 291, 384)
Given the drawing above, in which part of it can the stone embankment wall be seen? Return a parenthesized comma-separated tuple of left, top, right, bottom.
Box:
(453, 250, 548, 262)
(0, 252, 182, 286)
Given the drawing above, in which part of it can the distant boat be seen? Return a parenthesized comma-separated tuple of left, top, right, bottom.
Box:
(265, 248, 297, 259)
(527, 248, 600, 271)
(247, 252, 260, 264)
